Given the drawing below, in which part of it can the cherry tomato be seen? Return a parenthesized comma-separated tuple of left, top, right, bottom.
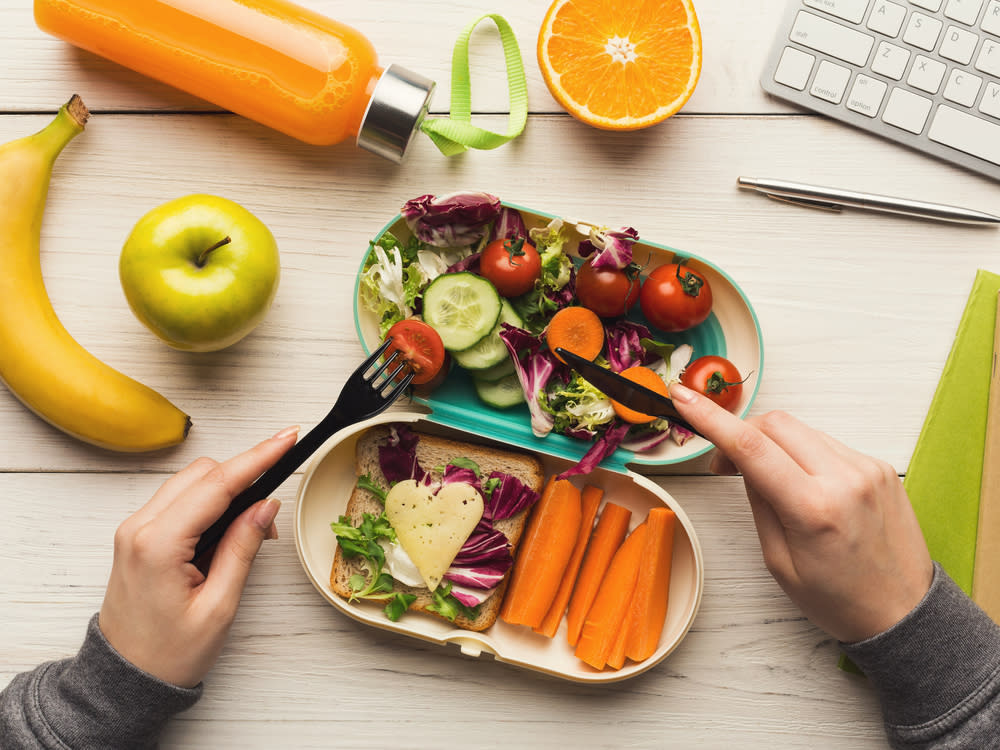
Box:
(479, 237, 541, 298)
(575, 261, 641, 318)
(639, 262, 713, 333)
(383, 319, 446, 385)
(680, 355, 745, 411)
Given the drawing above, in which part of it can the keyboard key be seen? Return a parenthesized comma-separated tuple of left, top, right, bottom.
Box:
(975, 38, 1000, 77)
(944, 0, 985, 24)
(871, 40, 912, 78)
(774, 46, 816, 89)
(980, 81, 1000, 118)
(907, 54, 948, 92)
(868, 1, 908, 35)
(910, 0, 943, 9)
(882, 87, 933, 132)
(983, 0, 1000, 35)
(903, 12, 944, 50)
(928, 104, 1000, 164)
(804, 0, 872, 23)
(943, 67, 984, 105)
(790, 10, 875, 65)
(847, 73, 889, 115)
(940, 25, 980, 64)
(811, 59, 853, 102)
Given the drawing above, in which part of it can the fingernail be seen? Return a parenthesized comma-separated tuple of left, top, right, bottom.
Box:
(272, 425, 300, 441)
(669, 382, 697, 404)
(253, 498, 281, 531)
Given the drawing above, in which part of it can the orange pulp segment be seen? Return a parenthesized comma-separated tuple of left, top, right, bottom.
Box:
(537, 0, 702, 130)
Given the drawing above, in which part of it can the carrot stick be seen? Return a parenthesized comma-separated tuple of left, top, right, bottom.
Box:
(565, 502, 632, 646)
(574, 523, 648, 670)
(605, 612, 630, 670)
(500, 477, 582, 629)
(624, 507, 678, 663)
(546, 306, 604, 364)
(533, 485, 603, 638)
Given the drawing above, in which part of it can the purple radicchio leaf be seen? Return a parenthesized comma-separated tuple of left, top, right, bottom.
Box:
(446, 252, 481, 274)
(604, 319, 653, 373)
(498, 324, 561, 438)
(577, 227, 639, 270)
(401, 192, 502, 247)
(441, 464, 482, 493)
(484, 472, 540, 521)
(488, 206, 529, 243)
(378, 424, 431, 485)
(557, 421, 632, 480)
(670, 423, 697, 446)
(446, 520, 513, 590)
(447, 583, 497, 607)
(621, 428, 674, 453)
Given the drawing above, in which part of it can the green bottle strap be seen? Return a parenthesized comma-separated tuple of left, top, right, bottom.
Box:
(420, 13, 528, 156)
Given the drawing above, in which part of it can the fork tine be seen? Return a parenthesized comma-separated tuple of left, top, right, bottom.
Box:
(366, 349, 402, 382)
(360, 338, 394, 372)
(381, 359, 410, 385)
(382, 370, 415, 401)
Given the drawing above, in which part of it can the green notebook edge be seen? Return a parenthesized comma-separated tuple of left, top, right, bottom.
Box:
(839, 268, 1000, 674)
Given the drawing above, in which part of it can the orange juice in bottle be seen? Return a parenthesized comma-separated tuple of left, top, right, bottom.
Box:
(34, 0, 435, 161)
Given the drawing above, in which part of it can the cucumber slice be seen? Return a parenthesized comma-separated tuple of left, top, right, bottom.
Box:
(423, 272, 502, 352)
(453, 300, 523, 371)
(473, 373, 525, 409)
(473, 355, 516, 382)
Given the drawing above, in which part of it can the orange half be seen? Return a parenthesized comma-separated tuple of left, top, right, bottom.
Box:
(537, 0, 702, 131)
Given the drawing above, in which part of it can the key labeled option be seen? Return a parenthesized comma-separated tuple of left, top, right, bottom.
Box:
(847, 74, 888, 116)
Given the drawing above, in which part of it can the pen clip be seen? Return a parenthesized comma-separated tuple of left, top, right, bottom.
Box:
(762, 192, 843, 213)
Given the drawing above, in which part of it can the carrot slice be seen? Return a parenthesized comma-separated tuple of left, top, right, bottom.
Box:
(565, 502, 632, 646)
(546, 306, 604, 364)
(500, 477, 582, 629)
(574, 523, 649, 670)
(533, 485, 603, 638)
(624, 507, 678, 662)
(610, 366, 669, 424)
(605, 614, 630, 670)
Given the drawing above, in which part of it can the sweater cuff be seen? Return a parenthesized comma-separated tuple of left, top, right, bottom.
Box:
(841, 562, 1000, 728)
(34, 613, 202, 748)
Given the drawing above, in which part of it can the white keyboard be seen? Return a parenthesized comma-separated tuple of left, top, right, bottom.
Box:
(762, 0, 1000, 181)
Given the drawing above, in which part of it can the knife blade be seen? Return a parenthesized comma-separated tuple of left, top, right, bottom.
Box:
(554, 348, 707, 440)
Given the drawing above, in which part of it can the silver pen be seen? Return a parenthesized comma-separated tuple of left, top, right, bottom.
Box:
(737, 176, 1000, 226)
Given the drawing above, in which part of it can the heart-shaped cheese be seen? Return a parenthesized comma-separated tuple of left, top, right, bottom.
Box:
(385, 479, 484, 591)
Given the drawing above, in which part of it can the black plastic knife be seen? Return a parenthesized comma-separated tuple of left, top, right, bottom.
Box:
(554, 347, 706, 441)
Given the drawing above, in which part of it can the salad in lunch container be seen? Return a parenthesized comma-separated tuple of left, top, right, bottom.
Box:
(357, 192, 757, 477)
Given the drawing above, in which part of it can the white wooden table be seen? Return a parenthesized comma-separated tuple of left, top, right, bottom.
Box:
(2, 1, 998, 747)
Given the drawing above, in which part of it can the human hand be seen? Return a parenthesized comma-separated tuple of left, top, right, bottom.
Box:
(98, 426, 299, 688)
(669, 383, 933, 644)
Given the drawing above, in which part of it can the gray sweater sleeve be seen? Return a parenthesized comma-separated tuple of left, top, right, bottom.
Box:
(0, 613, 201, 749)
(842, 562, 1000, 749)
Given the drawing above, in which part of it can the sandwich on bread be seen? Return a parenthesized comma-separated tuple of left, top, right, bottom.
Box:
(331, 423, 545, 631)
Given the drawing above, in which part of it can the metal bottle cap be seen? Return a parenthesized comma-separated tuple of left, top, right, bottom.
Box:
(357, 64, 436, 163)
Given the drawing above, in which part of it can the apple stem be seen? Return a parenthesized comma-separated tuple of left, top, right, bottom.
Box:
(196, 236, 232, 267)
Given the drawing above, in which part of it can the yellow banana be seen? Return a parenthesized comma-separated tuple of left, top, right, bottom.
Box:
(0, 95, 190, 452)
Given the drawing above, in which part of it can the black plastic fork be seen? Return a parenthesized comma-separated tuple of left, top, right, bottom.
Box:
(191, 338, 414, 564)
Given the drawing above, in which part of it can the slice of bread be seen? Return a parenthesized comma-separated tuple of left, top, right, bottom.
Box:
(330, 424, 544, 631)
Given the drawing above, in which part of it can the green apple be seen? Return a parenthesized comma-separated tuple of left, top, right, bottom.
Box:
(119, 194, 280, 352)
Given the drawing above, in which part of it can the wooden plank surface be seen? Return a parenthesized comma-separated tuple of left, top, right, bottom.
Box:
(4, 0, 997, 746)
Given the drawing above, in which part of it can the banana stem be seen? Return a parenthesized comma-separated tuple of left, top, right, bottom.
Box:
(34, 95, 89, 156)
